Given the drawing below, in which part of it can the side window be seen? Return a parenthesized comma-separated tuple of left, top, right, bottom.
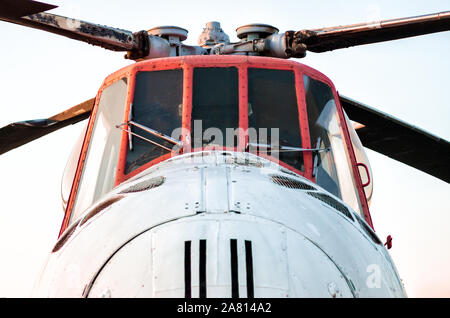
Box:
(61, 122, 88, 212)
(71, 78, 128, 222)
(304, 75, 362, 214)
(125, 70, 183, 174)
(304, 76, 341, 197)
(191, 67, 239, 149)
(343, 111, 373, 205)
(248, 68, 303, 171)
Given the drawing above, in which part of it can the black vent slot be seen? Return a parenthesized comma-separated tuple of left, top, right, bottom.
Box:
(355, 215, 382, 245)
(270, 175, 316, 190)
(120, 176, 165, 194)
(307, 191, 354, 221)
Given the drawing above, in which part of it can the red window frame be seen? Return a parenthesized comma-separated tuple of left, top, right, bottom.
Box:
(243, 64, 312, 177)
(299, 65, 373, 228)
(59, 56, 373, 237)
(59, 66, 136, 237)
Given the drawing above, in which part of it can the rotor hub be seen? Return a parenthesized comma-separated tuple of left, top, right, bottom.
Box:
(236, 24, 279, 41)
(147, 26, 188, 43)
(198, 21, 230, 46)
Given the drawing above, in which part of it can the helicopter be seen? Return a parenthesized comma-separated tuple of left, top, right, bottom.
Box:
(0, 0, 450, 298)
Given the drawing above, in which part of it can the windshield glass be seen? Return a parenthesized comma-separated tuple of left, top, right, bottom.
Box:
(344, 111, 373, 205)
(125, 70, 183, 175)
(248, 68, 303, 171)
(71, 78, 128, 222)
(304, 75, 363, 214)
(191, 67, 239, 149)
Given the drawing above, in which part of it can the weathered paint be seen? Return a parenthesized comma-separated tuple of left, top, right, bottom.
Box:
(34, 151, 405, 297)
(61, 55, 373, 236)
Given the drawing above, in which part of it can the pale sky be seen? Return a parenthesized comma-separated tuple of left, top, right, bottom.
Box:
(0, 0, 449, 297)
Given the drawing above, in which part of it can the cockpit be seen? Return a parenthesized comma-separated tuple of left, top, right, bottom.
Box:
(62, 56, 373, 228)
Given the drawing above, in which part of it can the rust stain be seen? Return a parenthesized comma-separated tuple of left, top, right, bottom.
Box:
(52, 220, 80, 253)
(80, 195, 124, 226)
(52, 195, 124, 253)
(78, 22, 132, 43)
(119, 176, 165, 194)
(27, 13, 60, 27)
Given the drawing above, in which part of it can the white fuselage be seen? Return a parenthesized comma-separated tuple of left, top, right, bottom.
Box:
(33, 151, 406, 297)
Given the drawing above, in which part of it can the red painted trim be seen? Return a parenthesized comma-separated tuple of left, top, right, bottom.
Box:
(357, 163, 371, 187)
(256, 152, 305, 177)
(335, 91, 374, 229)
(238, 65, 248, 152)
(59, 95, 100, 236)
(300, 69, 337, 186)
(60, 75, 132, 237)
(299, 67, 374, 228)
(60, 55, 350, 235)
(120, 152, 174, 181)
(295, 69, 313, 180)
(182, 65, 193, 152)
(115, 66, 185, 185)
(59, 93, 99, 237)
(384, 235, 393, 249)
(244, 63, 309, 178)
(115, 69, 137, 186)
(191, 146, 238, 152)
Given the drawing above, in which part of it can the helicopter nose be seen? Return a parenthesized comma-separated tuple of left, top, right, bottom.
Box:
(86, 214, 355, 298)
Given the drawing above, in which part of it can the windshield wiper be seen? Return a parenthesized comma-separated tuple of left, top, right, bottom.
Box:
(312, 137, 323, 177)
(116, 120, 183, 152)
(247, 142, 329, 153)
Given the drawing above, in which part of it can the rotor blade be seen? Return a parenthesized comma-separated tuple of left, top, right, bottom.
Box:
(296, 11, 450, 53)
(340, 95, 450, 183)
(0, 2, 138, 52)
(0, 0, 57, 19)
(0, 98, 94, 155)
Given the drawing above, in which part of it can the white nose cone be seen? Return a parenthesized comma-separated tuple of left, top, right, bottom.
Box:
(87, 214, 354, 298)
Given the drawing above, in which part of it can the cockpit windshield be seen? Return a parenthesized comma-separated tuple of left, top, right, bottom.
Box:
(125, 70, 183, 175)
(68, 59, 368, 226)
(191, 67, 239, 149)
(304, 75, 363, 214)
(71, 77, 128, 222)
(248, 68, 304, 171)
